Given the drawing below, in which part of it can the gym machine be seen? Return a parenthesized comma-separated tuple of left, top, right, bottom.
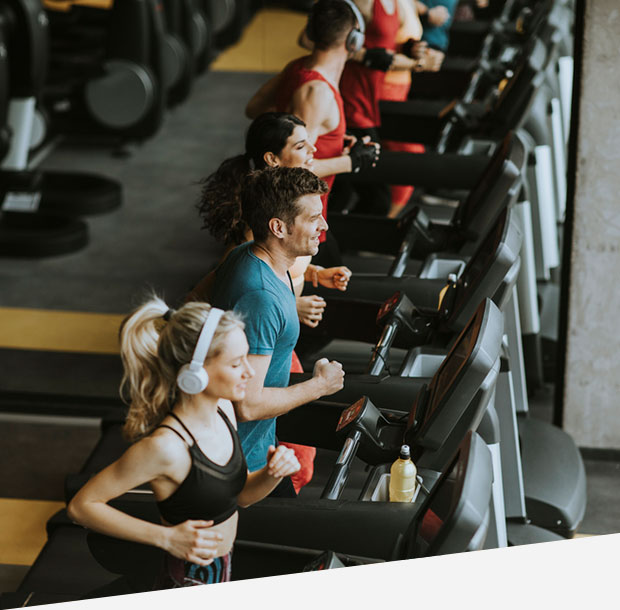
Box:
(13, 301, 502, 599)
(43, 0, 170, 140)
(5, 431, 492, 602)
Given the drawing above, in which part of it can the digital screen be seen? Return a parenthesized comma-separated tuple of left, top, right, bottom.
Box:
(416, 454, 463, 555)
(422, 305, 481, 428)
(407, 390, 421, 430)
(377, 292, 400, 322)
(336, 397, 365, 432)
(450, 208, 506, 322)
(460, 134, 510, 227)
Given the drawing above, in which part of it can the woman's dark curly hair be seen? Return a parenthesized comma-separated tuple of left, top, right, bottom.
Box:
(197, 113, 306, 245)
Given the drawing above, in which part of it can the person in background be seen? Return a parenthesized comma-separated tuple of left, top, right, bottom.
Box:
(196, 112, 351, 333)
(416, 0, 456, 62)
(297, 1, 443, 216)
(379, 0, 429, 217)
(246, 0, 380, 267)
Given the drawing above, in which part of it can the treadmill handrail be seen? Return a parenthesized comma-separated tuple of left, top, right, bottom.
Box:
(321, 430, 362, 501)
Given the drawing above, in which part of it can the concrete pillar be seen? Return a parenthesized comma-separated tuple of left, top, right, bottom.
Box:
(563, 1, 620, 449)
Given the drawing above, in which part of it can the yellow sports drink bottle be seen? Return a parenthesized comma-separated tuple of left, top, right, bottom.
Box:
(389, 444, 417, 502)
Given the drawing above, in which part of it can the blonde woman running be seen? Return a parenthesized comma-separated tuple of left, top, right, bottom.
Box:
(68, 297, 300, 587)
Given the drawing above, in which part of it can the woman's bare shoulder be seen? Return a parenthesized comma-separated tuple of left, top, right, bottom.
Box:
(218, 399, 238, 428)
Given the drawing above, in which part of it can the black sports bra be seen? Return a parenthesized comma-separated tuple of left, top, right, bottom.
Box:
(155, 409, 247, 525)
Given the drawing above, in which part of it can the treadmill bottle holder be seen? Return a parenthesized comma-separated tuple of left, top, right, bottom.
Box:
(361, 465, 441, 504)
(418, 254, 467, 281)
(368, 472, 424, 504)
(400, 349, 448, 378)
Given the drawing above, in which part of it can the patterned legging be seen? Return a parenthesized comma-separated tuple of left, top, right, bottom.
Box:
(154, 552, 232, 588)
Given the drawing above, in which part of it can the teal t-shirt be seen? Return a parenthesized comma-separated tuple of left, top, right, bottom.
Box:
(211, 242, 299, 471)
(420, 0, 457, 51)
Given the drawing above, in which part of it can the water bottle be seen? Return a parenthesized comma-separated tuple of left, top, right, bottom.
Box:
(389, 445, 417, 502)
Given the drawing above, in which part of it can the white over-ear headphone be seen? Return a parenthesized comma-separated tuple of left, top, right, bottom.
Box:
(306, 0, 366, 54)
(176, 307, 225, 395)
(341, 0, 366, 53)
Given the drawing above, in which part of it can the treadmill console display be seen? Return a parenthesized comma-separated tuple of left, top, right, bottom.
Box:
(336, 397, 366, 432)
(458, 133, 511, 228)
(423, 304, 482, 428)
(376, 292, 420, 342)
(376, 292, 402, 324)
(449, 209, 506, 325)
(407, 389, 421, 430)
(407, 383, 429, 432)
(416, 454, 462, 554)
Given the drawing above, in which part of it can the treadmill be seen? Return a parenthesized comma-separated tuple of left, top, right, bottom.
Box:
(6, 430, 492, 604)
(326, 129, 525, 277)
(13, 297, 501, 594)
(296, 205, 522, 374)
(55, 299, 501, 566)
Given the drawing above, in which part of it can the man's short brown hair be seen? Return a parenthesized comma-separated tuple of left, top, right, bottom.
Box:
(307, 0, 358, 51)
(240, 167, 328, 243)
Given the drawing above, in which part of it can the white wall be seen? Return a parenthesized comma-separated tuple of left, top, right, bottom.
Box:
(563, 1, 620, 448)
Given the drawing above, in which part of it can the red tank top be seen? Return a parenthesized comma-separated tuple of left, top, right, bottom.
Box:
(276, 57, 346, 241)
(340, 0, 400, 128)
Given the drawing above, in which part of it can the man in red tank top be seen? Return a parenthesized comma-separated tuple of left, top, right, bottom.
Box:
(246, 0, 380, 264)
(337, 0, 434, 215)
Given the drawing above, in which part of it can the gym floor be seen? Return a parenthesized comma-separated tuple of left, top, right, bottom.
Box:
(1, 2, 619, 595)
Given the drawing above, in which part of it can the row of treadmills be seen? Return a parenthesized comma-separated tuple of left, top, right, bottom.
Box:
(0, 0, 257, 256)
(0, 0, 584, 606)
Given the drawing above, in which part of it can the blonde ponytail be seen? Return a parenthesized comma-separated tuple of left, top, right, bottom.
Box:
(119, 296, 244, 442)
